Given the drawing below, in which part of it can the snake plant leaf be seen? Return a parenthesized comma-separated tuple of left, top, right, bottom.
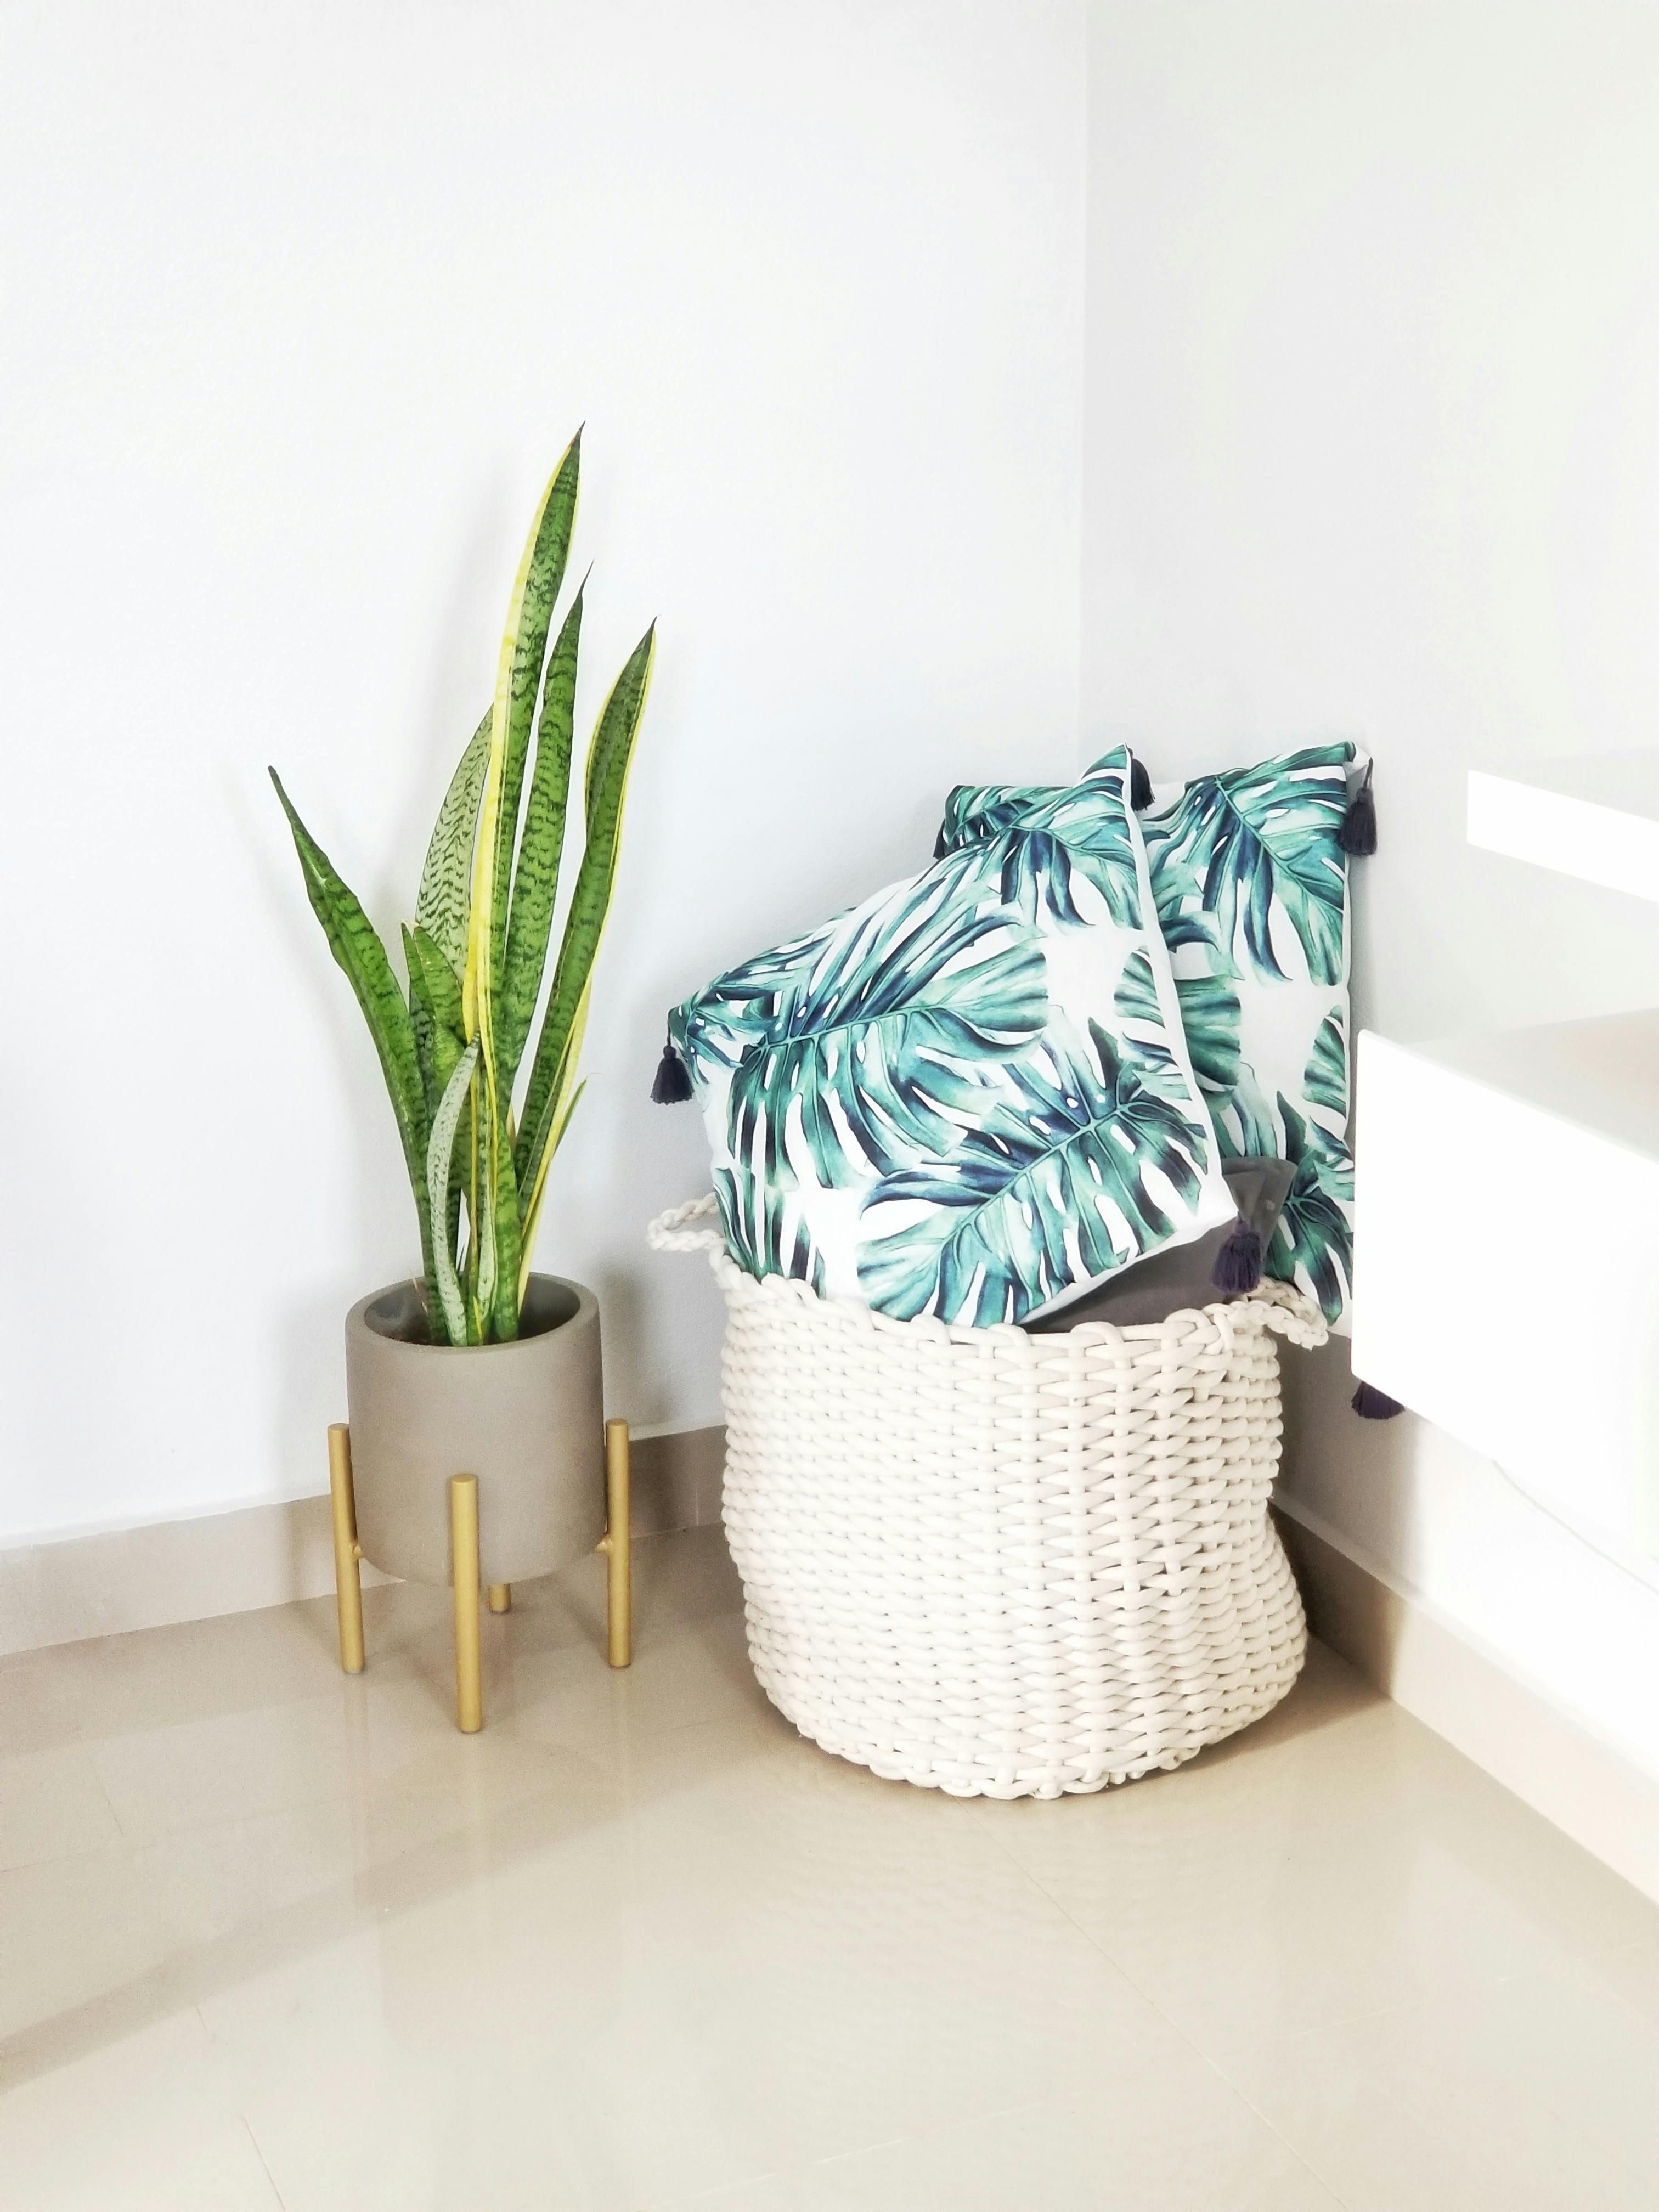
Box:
(465, 435, 582, 1330)
(515, 1080, 584, 1305)
(415, 711, 490, 983)
(270, 770, 437, 1306)
(1147, 744, 1352, 985)
(713, 1163, 825, 1297)
(723, 870, 1047, 1198)
(486, 1110, 522, 1342)
(857, 1018, 1212, 1326)
(467, 433, 582, 1046)
(498, 583, 584, 1091)
(1266, 1097, 1354, 1323)
(426, 1041, 480, 1346)
(472, 1085, 497, 1334)
(490, 436, 582, 999)
(1304, 1007, 1349, 1121)
(514, 625, 655, 1211)
(405, 922, 470, 1259)
(405, 923, 466, 1043)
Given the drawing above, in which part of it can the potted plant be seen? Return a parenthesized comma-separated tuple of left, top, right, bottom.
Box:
(272, 430, 651, 1725)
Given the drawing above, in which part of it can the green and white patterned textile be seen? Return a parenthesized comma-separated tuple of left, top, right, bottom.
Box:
(670, 750, 1233, 1326)
(936, 744, 1360, 1325)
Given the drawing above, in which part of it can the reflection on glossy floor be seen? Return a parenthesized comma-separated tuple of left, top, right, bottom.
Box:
(3, 1527, 1658, 2210)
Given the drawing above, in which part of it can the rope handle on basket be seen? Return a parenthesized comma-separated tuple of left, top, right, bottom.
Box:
(646, 1193, 726, 1255)
(1235, 1279, 1329, 1350)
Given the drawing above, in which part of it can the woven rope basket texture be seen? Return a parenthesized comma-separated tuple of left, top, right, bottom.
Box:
(650, 1195, 1327, 1799)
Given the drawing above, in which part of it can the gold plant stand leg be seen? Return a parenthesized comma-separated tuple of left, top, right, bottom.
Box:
(597, 1418, 633, 1668)
(486, 1584, 511, 1614)
(450, 1473, 483, 1733)
(326, 1424, 365, 1675)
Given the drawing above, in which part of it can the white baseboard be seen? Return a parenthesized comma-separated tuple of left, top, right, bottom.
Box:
(1274, 1497, 1659, 1908)
(0, 1426, 725, 1658)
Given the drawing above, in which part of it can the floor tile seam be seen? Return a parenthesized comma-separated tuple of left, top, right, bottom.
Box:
(0, 1827, 130, 1879)
(239, 2107, 289, 2208)
(82, 1733, 128, 1846)
(962, 1810, 1360, 2210)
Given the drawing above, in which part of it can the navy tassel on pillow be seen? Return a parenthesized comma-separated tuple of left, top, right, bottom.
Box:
(1210, 1217, 1262, 1294)
(1128, 753, 1154, 811)
(651, 1035, 693, 1104)
(1339, 761, 1376, 856)
(1351, 1379, 1404, 1420)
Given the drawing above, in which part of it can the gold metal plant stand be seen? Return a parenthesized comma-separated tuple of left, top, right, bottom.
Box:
(325, 1418, 634, 1732)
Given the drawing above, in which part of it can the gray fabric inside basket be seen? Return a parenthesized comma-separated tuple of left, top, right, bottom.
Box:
(1022, 1158, 1294, 1332)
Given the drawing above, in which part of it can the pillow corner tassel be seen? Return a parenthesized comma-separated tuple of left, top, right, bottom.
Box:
(1210, 1217, 1263, 1295)
(1339, 761, 1377, 857)
(1351, 1379, 1404, 1420)
(651, 1034, 694, 1104)
(1128, 751, 1154, 812)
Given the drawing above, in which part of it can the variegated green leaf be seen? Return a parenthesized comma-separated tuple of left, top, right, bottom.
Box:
(499, 584, 583, 1090)
(487, 433, 582, 1011)
(516, 1080, 584, 1304)
(466, 435, 582, 1331)
(488, 1099, 522, 1341)
(426, 1041, 479, 1346)
(515, 625, 654, 1215)
(415, 712, 489, 983)
(405, 922, 465, 1044)
(271, 770, 437, 1314)
(405, 922, 469, 1262)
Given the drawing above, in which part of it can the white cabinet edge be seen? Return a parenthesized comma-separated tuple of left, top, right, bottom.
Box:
(1468, 760, 1659, 904)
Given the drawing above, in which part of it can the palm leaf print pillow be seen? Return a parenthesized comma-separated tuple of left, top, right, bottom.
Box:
(670, 751, 1234, 1326)
(939, 744, 1361, 1327)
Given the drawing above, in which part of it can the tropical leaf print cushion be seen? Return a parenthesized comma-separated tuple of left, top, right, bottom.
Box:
(938, 744, 1362, 1327)
(670, 751, 1234, 1327)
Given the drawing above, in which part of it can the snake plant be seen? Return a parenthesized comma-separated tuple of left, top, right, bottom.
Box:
(272, 432, 654, 1344)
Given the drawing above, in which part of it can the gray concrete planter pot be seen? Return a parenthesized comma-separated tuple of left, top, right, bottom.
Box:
(331, 1270, 630, 1733)
(342, 1272, 606, 1590)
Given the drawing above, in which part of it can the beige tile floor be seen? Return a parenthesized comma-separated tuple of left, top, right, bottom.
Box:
(3, 1525, 1658, 2211)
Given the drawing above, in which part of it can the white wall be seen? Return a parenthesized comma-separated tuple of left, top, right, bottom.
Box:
(1086, 0, 1659, 1773)
(0, 0, 1085, 1543)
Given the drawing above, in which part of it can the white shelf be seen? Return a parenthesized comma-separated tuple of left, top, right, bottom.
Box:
(1469, 752, 1659, 903)
(1352, 1012, 1659, 1567)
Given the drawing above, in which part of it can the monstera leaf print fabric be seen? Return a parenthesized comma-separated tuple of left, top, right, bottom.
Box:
(1142, 747, 1356, 1327)
(670, 751, 1234, 1327)
(939, 745, 1361, 1328)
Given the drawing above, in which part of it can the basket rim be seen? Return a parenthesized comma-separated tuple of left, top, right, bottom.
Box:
(648, 1194, 1328, 1355)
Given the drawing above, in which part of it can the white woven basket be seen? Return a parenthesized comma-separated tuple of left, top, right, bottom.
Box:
(650, 1195, 1327, 1799)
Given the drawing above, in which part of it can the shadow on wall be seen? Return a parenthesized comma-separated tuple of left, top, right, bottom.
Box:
(1278, 1334, 1417, 1600)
